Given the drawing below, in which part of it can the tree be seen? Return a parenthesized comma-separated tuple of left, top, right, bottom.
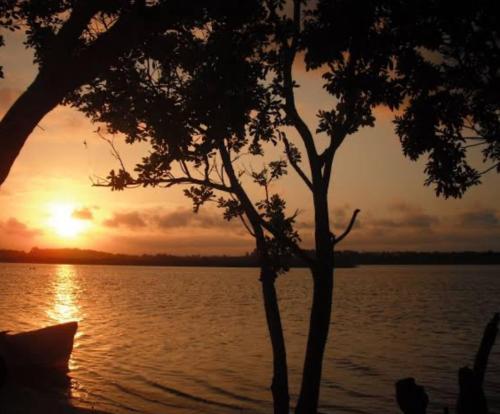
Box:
(0, 0, 221, 186)
(389, 1, 500, 197)
(54, 1, 500, 413)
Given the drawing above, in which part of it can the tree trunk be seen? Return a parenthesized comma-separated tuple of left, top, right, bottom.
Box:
(295, 188, 333, 414)
(260, 265, 290, 414)
(217, 142, 290, 413)
(0, 70, 67, 185)
(295, 265, 333, 414)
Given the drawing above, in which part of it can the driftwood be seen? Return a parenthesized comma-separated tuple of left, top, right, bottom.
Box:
(396, 313, 499, 414)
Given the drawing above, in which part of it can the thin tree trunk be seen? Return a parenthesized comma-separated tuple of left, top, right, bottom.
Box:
(260, 264, 290, 414)
(295, 265, 333, 414)
(295, 189, 334, 414)
(218, 142, 290, 413)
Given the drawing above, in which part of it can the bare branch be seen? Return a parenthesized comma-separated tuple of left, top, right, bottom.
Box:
(334, 209, 361, 245)
(463, 140, 488, 149)
(479, 162, 500, 176)
(238, 212, 256, 237)
(180, 158, 192, 178)
(96, 129, 128, 173)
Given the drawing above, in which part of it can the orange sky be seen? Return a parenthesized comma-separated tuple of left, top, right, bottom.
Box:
(1, 30, 499, 255)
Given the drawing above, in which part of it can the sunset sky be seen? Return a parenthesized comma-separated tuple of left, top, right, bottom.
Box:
(1, 29, 499, 255)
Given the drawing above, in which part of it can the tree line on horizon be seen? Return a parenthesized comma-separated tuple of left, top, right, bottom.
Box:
(0, 247, 499, 267)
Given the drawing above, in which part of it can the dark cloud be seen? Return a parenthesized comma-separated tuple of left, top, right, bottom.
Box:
(153, 208, 233, 230)
(346, 223, 500, 252)
(370, 218, 399, 228)
(0, 217, 41, 238)
(372, 213, 438, 229)
(405, 213, 438, 228)
(104, 212, 147, 229)
(72, 207, 94, 220)
(103, 208, 234, 232)
(298, 206, 355, 231)
(390, 201, 423, 214)
(154, 209, 195, 228)
(459, 209, 499, 227)
(370, 203, 439, 229)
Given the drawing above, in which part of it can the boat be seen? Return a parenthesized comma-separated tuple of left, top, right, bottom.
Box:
(0, 321, 77, 373)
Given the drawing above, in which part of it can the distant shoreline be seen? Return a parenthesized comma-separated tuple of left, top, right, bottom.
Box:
(1, 248, 499, 267)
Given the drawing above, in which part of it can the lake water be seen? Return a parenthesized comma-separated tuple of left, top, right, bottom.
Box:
(0, 263, 499, 414)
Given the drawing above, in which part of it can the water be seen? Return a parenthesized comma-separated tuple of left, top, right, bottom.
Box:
(0, 263, 499, 413)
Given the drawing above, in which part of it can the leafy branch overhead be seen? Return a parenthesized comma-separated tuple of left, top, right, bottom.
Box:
(77, 1, 498, 275)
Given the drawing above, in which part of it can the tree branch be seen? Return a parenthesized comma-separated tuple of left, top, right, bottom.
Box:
(479, 162, 500, 176)
(93, 176, 232, 193)
(279, 0, 320, 184)
(219, 139, 315, 269)
(334, 209, 361, 245)
(282, 134, 313, 190)
(463, 141, 487, 149)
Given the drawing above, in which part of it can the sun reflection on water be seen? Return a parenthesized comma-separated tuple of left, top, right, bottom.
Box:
(42, 265, 83, 381)
(47, 264, 82, 372)
(47, 264, 81, 324)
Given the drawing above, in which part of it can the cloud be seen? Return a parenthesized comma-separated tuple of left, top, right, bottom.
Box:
(459, 209, 499, 228)
(72, 207, 94, 220)
(389, 201, 423, 214)
(345, 220, 500, 251)
(154, 209, 196, 228)
(103, 211, 147, 229)
(370, 202, 439, 229)
(103, 207, 240, 232)
(0, 217, 42, 238)
(371, 213, 438, 229)
(298, 205, 356, 231)
(336, 202, 500, 251)
(153, 208, 237, 230)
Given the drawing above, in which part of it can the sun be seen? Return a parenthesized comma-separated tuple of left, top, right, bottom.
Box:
(48, 202, 89, 239)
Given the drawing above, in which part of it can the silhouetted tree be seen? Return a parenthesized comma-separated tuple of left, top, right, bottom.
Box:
(0, 0, 225, 186)
(75, 5, 298, 411)
(62, 1, 499, 413)
(390, 1, 500, 197)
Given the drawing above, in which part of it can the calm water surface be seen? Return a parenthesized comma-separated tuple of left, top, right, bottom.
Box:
(0, 264, 499, 413)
